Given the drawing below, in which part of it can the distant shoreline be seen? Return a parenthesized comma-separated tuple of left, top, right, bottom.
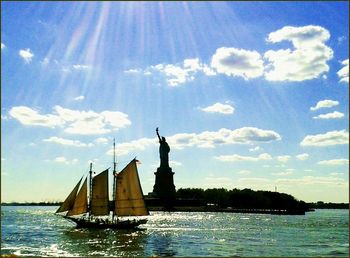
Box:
(1, 202, 61, 206)
(1, 201, 349, 210)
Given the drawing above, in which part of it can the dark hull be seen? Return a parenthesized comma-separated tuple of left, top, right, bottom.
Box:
(65, 217, 148, 229)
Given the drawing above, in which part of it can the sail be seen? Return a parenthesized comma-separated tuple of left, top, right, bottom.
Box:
(115, 159, 149, 216)
(91, 169, 109, 216)
(56, 177, 82, 213)
(67, 177, 88, 216)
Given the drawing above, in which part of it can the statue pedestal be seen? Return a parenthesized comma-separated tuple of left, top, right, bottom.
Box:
(153, 166, 176, 210)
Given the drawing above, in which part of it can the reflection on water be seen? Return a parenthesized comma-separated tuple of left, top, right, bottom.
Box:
(1, 207, 349, 257)
(147, 232, 177, 257)
(61, 226, 178, 257)
(61, 227, 148, 256)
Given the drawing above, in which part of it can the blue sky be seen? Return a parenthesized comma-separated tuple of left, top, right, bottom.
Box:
(1, 1, 349, 203)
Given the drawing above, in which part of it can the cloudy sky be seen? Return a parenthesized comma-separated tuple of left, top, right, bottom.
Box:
(1, 2, 349, 203)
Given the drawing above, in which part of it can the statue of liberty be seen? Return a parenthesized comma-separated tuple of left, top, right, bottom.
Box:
(156, 127, 170, 168)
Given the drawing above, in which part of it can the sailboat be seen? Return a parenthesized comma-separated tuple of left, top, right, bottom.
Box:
(55, 140, 149, 229)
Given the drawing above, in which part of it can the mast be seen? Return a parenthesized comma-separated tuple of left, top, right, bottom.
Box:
(89, 162, 93, 218)
(112, 138, 117, 220)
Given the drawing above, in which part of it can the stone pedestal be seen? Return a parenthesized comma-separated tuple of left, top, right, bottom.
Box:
(153, 166, 176, 210)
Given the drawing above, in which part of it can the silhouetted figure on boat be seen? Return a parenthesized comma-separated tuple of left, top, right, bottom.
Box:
(156, 127, 170, 168)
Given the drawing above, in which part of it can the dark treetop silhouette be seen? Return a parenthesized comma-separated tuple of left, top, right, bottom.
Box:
(156, 127, 170, 168)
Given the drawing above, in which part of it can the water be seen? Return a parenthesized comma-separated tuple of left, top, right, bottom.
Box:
(1, 206, 348, 257)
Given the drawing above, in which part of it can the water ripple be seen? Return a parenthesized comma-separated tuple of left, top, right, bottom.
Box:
(1, 207, 348, 257)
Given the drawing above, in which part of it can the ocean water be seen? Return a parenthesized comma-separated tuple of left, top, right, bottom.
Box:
(1, 206, 348, 257)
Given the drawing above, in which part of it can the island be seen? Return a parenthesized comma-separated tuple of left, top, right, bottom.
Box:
(3, 188, 348, 215)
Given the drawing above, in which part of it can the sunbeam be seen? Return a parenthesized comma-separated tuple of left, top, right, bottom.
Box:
(2, 1, 348, 205)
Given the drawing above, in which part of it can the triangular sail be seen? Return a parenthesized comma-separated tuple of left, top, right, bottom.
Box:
(67, 177, 88, 216)
(115, 159, 149, 216)
(91, 169, 109, 216)
(56, 177, 82, 213)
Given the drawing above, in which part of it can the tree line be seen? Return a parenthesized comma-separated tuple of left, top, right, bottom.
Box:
(176, 187, 309, 211)
(308, 201, 349, 209)
(2, 189, 348, 210)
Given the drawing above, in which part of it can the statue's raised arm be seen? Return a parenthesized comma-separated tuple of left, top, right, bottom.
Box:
(156, 127, 161, 142)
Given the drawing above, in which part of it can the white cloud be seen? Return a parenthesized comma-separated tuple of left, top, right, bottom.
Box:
(72, 64, 90, 70)
(271, 170, 293, 176)
(124, 68, 142, 74)
(264, 25, 333, 81)
(9, 106, 62, 127)
(107, 137, 155, 156)
(147, 58, 215, 86)
(337, 59, 349, 83)
(168, 127, 281, 149)
(169, 161, 182, 167)
(54, 156, 78, 165)
(215, 153, 272, 162)
(211, 47, 264, 79)
(62, 65, 90, 73)
(184, 58, 216, 76)
(55, 106, 132, 135)
(203, 177, 236, 189)
(317, 159, 349, 165)
(87, 159, 99, 165)
(1, 43, 5, 49)
(310, 99, 339, 111)
(238, 170, 251, 175)
(249, 146, 261, 152)
(237, 177, 270, 186)
(228, 127, 281, 143)
(19, 48, 34, 63)
(296, 153, 309, 161)
(313, 111, 344, 120)
(150, 161, 182, 168)
(95, 137, 108, 144)
(201, 102, 234, 115)
(74, 95, 85, 101)
(100, 110, 131, 129)
(161, 64, 189, 86)
(43, 136, 93, 147)
(123, 26, 336, 86)
(9, 105, 131, 135)
(330, 172, 344, 177)
(277, 155, 291, 163)
(107, 127, 281, 156)
(276, 176, 347, 186)
(300, 130, 349, 146)
(275, 164, 286, 168)
(40, 58, 91, 73)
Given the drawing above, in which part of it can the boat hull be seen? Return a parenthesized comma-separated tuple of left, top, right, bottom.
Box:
(65, 216, 148, 229)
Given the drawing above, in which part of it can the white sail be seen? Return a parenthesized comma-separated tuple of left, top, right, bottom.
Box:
(115, 159, 149, 216)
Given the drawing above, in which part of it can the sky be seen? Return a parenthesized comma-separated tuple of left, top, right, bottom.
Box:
(1, 1, 349, 203)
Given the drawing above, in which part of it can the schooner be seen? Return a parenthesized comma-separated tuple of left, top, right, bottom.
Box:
(55, 139, 149, 229)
